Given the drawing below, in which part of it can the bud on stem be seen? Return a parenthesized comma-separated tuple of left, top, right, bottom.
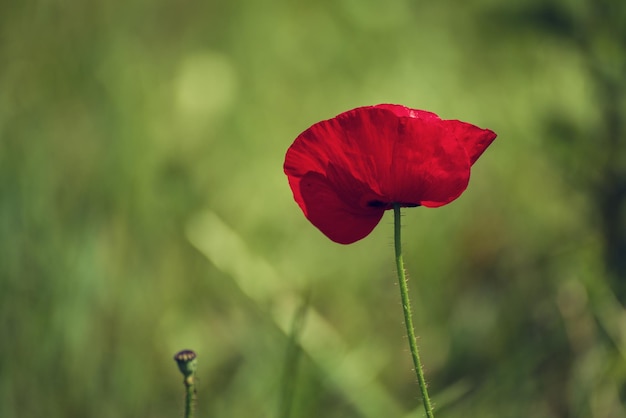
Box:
(174, 350, 197, 418)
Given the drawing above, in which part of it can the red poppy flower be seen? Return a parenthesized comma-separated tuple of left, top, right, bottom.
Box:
(284, 104, 497, 244)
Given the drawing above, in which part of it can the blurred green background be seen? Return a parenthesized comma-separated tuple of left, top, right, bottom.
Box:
(1, 0, 625, 417)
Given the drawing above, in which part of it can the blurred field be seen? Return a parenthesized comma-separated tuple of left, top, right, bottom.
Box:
(1, 0, 625, 417)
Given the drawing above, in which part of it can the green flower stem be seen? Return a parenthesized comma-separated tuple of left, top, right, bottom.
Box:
(183, 377, 195, 418)
(393, 203, 434, 418)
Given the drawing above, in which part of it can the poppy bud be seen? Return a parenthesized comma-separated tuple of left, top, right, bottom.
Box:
(174, 349, 197, 382)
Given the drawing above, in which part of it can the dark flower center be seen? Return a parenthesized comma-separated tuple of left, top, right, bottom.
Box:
(366, 200, 421, 208)
(366, 200, 387, 208)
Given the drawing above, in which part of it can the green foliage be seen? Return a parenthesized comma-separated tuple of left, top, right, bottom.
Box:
(1, 0, 625, 417)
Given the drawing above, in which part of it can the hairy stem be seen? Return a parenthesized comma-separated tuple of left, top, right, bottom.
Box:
(393, 203, 434, 417)
(183, 376, 196, 418)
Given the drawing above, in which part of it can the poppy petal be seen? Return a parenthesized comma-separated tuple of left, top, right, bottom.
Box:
(285, 106, 399, 204)
(443, 120, 497, 164)
(381, 115, 472, 207)
(374, 103, 440, 121)
(295, 171, 385, 244)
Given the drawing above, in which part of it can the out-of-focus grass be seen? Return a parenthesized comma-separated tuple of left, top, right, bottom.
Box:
(1, 0, 625, 417)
